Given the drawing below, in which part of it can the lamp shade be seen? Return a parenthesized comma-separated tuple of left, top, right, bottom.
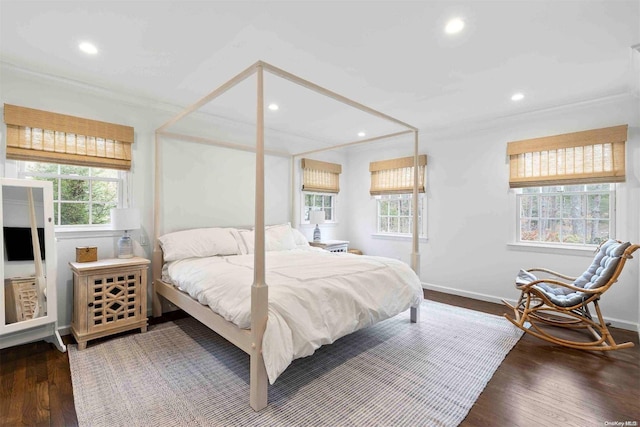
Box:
(110, 208, 140, 231)
(309, 210, 325, 225)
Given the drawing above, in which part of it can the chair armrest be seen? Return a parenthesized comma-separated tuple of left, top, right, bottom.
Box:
(519, 278, 602, 295)
(526, 268, 578, 282)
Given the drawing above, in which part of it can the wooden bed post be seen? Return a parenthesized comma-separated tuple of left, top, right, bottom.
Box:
(410, 130, 421, 323)
(152, 131, 163, 317)
(250, 62, 269, 411)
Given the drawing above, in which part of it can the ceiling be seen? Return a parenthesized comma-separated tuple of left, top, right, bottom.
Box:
(1, 0, 639, 148)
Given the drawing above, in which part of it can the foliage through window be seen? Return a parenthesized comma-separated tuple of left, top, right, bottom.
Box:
(18, 162, 124, 226)
(377, 194, 424, 236)
(303, 193, 335, 222)
(517, 184, 614, 245)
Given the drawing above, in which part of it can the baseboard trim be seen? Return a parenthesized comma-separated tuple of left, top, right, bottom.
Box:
(422, 282, 639, 332)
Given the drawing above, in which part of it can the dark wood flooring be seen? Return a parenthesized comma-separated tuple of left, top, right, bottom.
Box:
(1, 290, 638, 427)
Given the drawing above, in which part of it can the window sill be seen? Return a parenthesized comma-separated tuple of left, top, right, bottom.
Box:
(55, 227, 121, 240)
(371, 233, 428, 243)
(507, 242, 598, 257)
(300, 222, 338, 228)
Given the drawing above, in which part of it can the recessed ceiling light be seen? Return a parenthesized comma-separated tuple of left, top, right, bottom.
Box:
(445, 18, 465, 34)
(268, 103, 279, 111)
(357, 131, 366, 137)
(511, 92, 525, 101)
(79, 42, 98, 55)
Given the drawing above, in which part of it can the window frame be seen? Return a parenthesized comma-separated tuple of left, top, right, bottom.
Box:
(514, 183, 616, 248)
(301, 192, 337, 224)
(15, 161, 128, 231)
(374, 193, 427, 239)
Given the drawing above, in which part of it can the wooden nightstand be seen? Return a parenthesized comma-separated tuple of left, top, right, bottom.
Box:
(309, 240, 349, 253)
(70, 257, 150, 350)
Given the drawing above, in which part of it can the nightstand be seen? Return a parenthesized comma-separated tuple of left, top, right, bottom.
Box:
(70, 257, 150, 350)
(309, 240, 349, 253)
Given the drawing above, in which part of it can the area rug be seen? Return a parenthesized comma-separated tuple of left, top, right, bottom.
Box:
(68, 300, 524, 427)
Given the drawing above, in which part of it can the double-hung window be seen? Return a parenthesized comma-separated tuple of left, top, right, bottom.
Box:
(3, 104, 134, 228)
(301, 158, 341, 224)
(18, 162, 125, 226)
(517, 184, 614, 245)
(508, 125, 627, 247)
(370, 154, 427, 237)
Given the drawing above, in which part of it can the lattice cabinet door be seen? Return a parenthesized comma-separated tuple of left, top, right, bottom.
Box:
(70, 257, 150, 350)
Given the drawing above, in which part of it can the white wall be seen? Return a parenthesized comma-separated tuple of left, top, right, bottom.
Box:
(346, 94, 640, 330)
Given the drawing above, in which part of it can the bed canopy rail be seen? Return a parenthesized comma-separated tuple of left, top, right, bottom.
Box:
(153, 60, 421, 410)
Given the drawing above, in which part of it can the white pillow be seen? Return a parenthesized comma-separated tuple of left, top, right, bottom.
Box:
(265, 223, 297, 251)
(291, 228, 310, 247)
(236, 224, 297, 254)
(159, 228, 241, 261)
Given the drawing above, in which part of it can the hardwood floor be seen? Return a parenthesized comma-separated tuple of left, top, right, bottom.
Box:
(1, 290, 638, 427)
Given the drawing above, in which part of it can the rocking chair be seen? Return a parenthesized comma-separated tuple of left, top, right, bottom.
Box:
(503, 239, 639, 351)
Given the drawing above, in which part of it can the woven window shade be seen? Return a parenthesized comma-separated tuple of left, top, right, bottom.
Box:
(507, 125, 627, 188)
(4, 104, 134, 170)
(369, 155, 427, 196)
(301, 158, 342, 193)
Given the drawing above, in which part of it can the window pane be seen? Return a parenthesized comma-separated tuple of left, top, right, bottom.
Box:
(586, 220, 609, 245)
(305, 194, 312, 207)
(540, 186, 563, 193)
(92, 203, 115, 225)
(562, 195, 584, 218)
(562, 219, 585, 244)
(520, 195, 538, 217)
(61, 179, 89, 201)
(380, 217, 389, 233)
(564, 184, 584, 192)
(389, 217, 398, 233)
(323, 195, 331, 207)
(92, 168, 119, 178)
(60, 203, 89, 225)
(541, 219, 561, 242)
(53, 203, 59, 225)
(380, 200, 389, 215)
(389, 201, 398, 216)
(587, 194, 608, 219)
(314, 196, 323, 208)
(400, 217, 410, 234)
(520, 219, 538, 241)
(540, 195, 560, 218)
(60, 165, 90, 176)
(586, 183, 610, 191)
(304, 208, 310, 222)
(400, 199, 410, 216)
(324, 208, 332, 221)
(25, 162, 57, 174)
(92, 181, 118, 203)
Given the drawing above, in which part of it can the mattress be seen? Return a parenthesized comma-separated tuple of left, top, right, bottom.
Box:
(163, 247, 424, 383)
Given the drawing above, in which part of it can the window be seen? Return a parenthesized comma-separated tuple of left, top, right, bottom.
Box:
(303, 192, 335, 223)
(18, 161, 125, 227)
(376, 194, 425, 236)
(517, 184, 615, 245)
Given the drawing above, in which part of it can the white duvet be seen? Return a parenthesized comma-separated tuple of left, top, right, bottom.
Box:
(164, 247, 423, 384)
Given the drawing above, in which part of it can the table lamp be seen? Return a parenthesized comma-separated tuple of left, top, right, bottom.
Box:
(309, 210, 325, 243)
(111, 208, 140, 258)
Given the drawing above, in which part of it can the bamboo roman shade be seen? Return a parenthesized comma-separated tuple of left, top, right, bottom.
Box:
(369, 155, 427, 196)
(507, 125, 627, 188)
(3, 104, 135, 170)
(301, 158, 342, 193)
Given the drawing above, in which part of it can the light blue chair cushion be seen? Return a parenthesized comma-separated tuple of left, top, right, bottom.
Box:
(518, 240, 631, 307)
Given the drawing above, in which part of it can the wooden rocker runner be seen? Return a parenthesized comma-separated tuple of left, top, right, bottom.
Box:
(503, 239, 639, 351)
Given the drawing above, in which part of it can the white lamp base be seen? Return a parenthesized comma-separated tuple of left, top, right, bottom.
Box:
(313, 225, 321, 243)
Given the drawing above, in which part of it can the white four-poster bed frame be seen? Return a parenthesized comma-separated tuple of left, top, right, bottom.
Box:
(152, 60, 421, 411)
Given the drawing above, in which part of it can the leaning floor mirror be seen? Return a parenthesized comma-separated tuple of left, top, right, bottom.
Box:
(0, 177, 65, 352)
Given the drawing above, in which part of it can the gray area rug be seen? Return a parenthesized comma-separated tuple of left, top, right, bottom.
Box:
(68, 300, 524, 427)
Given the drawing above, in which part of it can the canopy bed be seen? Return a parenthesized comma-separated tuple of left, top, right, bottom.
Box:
(152, 61, 423, 411)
